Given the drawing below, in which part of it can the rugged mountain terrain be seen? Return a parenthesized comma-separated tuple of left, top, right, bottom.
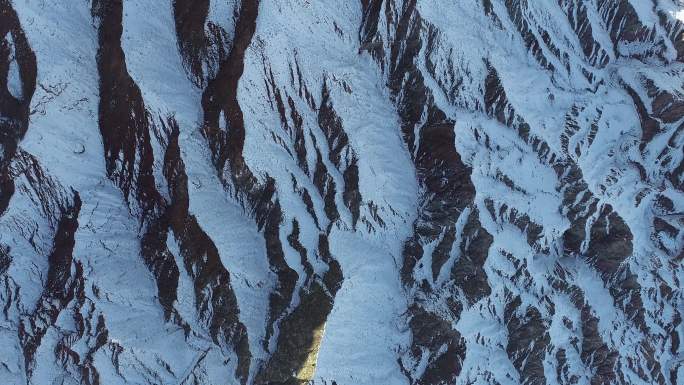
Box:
(1, 0, 683, 384)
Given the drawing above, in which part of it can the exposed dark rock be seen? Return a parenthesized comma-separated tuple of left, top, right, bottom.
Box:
(504, 295, 550, 385)
(597, 0, 661, 59)
(404, 306, 466, 385)
(451, 208, 493, 305)
(0, 0, 36, 215)
(164, 119, 251, 382)
(503, 0, 556, 73)
(312, 146, 339, 223)
(564, 0, 611, 68)
(173, 0, 233, 86)
(623, 84, 661, 150)
(585, 204, 633, 278)
(342, 156, 361, 228)
(94, 2, 252, 380)
(430, 224, 456, 281)
(318, 81, 349, 169)
(579, 303, 619, 385)
(362, 4, 495, 382)
(2, 1, 682, 384)
(92, 0, 163, 211)
(19, 190, 82, 378)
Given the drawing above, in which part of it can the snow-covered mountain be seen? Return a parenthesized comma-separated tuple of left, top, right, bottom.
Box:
(1, 0, 683, 384)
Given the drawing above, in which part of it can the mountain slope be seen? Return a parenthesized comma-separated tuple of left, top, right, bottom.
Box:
(0, 0, 683, 384)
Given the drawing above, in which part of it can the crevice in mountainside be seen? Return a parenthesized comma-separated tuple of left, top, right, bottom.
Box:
(484, 61, 650, 349)
(91, 0, 164, 213)
(623, 83, 662, 151)
(5, 159, 115, 385)
(502, 0, 557, 73)
(198, 0, 301, 371)
(362, 2, 493, 383)
(173, 0, 210, 85)
(193, 1, 347, 382)
(359, 0, 388, 70)
(93, 2, 251, 382)
(92, 0, 184, 327)
(562, 0, 611, 68)
(200, 0, 261, 198)
(402, 305, 467, 385)
(249, 60, 356, 382)
(547, 271, 622, 385)
(2, 1, 682, 384)
(318, 80, 361, 228)
(0, 0, 36, 215)
(657, 8, 684, 61)
(596, 0, 662, 60)
(288, 94, 310, 176)
(504, 294, 550, 385)
(253, 83, 350, 381)
(173, 0, 235, 87)
(11, 150, 73, 230)
(163, 118, 251, 382)
(484, 199, 545, 252)
(255, 234, 342, 385)
(19, 190, 81, 379)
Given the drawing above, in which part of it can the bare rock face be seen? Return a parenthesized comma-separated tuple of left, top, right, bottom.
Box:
(0, 1, 683, 384)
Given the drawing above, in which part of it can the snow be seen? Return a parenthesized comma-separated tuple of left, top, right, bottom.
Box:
(237, 1, 419, 383)
(2, 0, 683, 383)
(4, 32, 23, 100)
(316, 228, 411, 385)
(7, 1, 243, 383)
(120, 0, 277, 376)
